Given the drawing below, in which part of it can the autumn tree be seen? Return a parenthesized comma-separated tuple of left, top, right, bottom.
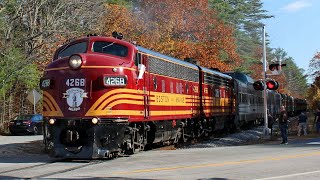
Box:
(99, 0, 242, 71)
(209, 0, 273, 73)
(306, 79, 320, 110)
(0, 0, 106, 127)
(308, 52, 320, 82)
(306, 52, 320, 110)
(265, 48, 307, 98)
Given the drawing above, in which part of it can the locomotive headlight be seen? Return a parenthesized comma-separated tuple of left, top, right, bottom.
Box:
(69, 55, 82, 70)
(91, 118, 99, 124)
(49, 118, 56, 125)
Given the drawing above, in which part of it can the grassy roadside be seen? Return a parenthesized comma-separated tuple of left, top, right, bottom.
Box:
(0, 122, 10, 135)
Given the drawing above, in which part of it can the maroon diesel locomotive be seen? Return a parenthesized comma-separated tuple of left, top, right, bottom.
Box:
(40, 33, 236, 159)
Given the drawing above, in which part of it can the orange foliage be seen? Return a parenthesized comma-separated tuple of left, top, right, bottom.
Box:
(314, 52, 320, 59)
(98, 1, 242, 71)
(36, 34, 80, 71)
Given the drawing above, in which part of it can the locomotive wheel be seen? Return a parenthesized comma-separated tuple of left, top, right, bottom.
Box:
(33, 127, 38, 135)
(124, 140, 134, 155)
(123, 125, 145, 155)
(44, 139, 54, 154)
(174, 127, 187, 144)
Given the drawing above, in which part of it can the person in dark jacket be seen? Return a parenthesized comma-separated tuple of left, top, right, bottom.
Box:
(297, 111, 307, 136)
(279, 106, 288, 144)
(315, 108, 320, 134)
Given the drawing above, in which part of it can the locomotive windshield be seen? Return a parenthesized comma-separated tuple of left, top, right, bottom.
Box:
(92, 41, 128, 57)
(57, 42, 87, 59)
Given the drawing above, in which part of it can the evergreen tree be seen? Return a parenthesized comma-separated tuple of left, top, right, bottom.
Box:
(273, 48, 308, 98)
(209, 0, 273, 73)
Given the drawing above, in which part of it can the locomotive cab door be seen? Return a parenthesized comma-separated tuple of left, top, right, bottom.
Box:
(135, 53, 150, 120)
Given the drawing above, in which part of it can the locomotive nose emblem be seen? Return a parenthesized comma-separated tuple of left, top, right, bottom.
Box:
(63, 88, 88, 111)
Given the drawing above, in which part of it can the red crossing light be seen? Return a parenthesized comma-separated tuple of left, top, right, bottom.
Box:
(269, 64, 279, 71)
(269, 63, 286, 71)
(253, 80, 264, 91)
(266, 80, 279, 90)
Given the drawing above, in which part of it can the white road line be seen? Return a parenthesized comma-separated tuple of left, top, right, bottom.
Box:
(254, 170, 320, 180)
(307, 142, 320, 145)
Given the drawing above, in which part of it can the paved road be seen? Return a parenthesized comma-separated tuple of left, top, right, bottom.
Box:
(1, 134, 320, 179)
(0, 134, 43, 145)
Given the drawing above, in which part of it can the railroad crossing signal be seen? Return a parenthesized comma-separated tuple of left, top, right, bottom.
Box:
(253, 80, 264, 91)
(253, 79, 279, 91)
(266, 80, 279, 90)
(269, 63, 286, 72)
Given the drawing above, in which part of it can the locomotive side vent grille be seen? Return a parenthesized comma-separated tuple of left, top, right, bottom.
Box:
(204, 72, 230, 86)
(149, 57, 198, 82)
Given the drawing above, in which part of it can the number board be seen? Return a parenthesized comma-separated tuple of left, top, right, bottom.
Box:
(65, 78, 86, 87)
(40, 78, 53, 90)
(103, 76, 127, 87)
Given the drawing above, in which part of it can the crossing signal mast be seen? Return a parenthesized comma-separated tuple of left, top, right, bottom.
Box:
(254, 26, 286, 137)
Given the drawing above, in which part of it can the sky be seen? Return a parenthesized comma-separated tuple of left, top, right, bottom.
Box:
(262, 0, 320, 74)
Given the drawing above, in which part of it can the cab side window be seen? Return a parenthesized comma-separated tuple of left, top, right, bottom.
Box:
(135, 53, 142, 66)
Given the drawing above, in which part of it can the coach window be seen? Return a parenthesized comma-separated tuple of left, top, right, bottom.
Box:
(244, 94, 248, 103)
(215, 89, 220, 98)
(242, 94, 245, 103)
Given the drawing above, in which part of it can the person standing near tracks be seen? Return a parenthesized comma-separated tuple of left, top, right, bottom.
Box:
(279, 106, 289, 144)
(297, 111, 308, 136)
(267, 110, 274, 136)
(315, 107, 320, 134)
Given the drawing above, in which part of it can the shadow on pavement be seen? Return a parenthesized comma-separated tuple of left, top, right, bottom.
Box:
(0, 176, 231, 180)
(0, 140, 53, 163)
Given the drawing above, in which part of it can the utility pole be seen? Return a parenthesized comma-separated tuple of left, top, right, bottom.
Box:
(1, 80, 5, 123)
(262, 26, 269, 136)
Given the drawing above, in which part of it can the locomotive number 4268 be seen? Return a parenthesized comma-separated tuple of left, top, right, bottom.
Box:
(104, 76, 127, 86)
(66, 78, 85, 87)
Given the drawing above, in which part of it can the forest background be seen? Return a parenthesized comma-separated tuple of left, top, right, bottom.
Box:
(0, 0, 319, 132)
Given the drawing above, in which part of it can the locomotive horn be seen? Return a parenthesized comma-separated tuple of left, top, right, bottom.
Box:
(112, 31, 124, 39)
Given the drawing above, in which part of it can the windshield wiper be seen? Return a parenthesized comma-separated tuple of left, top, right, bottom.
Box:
(101, 42, 115, 52)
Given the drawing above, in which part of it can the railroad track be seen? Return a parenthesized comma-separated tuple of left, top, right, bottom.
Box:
(0, 158, 105, 179)
(0, 118, 300, 179)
